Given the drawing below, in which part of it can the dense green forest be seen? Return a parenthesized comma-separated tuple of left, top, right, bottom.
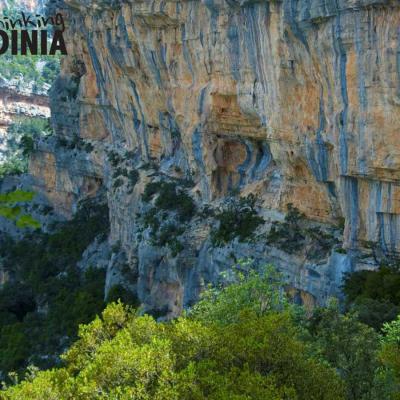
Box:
(0, 198, 132, 376)
(0, 265, 399, 399)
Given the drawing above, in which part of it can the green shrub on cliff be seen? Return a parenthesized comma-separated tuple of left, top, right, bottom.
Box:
(0, 157, 26, 177)
(143, 181, 196, 222)
(106, 285, 140, 307)
(140, 181, 196, 256)
(190, 263, 287, 325)
(267, 203, 338, 258)
(211, 194, 264, 246)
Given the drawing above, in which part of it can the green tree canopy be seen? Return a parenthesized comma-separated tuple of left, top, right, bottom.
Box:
(0, 190, 40, 229)
(1, 266, 345, 400)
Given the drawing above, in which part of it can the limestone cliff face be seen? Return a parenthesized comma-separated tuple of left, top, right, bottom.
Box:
(32, 0, 400, 316)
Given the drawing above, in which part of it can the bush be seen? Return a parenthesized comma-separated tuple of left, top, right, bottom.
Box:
(0, 158, 26, 178)
(113, 178, 123, 190)
(142, 181, 159, 202)
(156, 223, 185, 256)
(143, 181, 196, 221)
(190, 263, 288, 325)
(142, 208, 185, 257)
(267, 204, 306, 252)
(128, 169, 139, 187)
(380, 317, 400, 399)
(107, 151, 122, 167)
(267, 203, 338, 257)
(141, 181, 195, 256)
(343, 266, 400, 330)
(142, 207, 160, 235)
(211, 194, 264, 246)
(307, 302, 381, 400)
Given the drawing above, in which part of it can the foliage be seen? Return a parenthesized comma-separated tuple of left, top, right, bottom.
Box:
(382, 315, 400, 345)
(0, 157, 26, 177)
(128, 169, 139, 187)
(0, 200, 110, 375)
(107, 151, 123, 168)
(0, 54, 59, 90)
(267, 204, 306, 253)
(156, 223, 185, 257)
(343, 267, 400, 330)
(0, 117, 52, 179)
(1, 299, 345, 400)
(267, 204, 338, 258)
(349, 298, 399, 331)
(0, 190, 40, 229)
(379, 316, 400, 399)
(190, 262, 288, 325)
(307, 301, 382, 400)
(141, 207, 185, 257)
(150, 181, 196, 222)
(56, 135, 94, 153)
(210, 194, 264, 246)
(40, 59, 61, 87)
(140, 181, 196, 256)
(2, 263, 400, 399)
(6, 117, 52, 141)
(111, 168, 138, 193)
(142, 181, 159, 202)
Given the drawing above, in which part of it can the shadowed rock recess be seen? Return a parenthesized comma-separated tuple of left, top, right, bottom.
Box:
(30, 0, 400, 318)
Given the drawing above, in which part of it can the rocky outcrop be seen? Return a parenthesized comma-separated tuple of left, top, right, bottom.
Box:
(28, 0, 400, 317)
